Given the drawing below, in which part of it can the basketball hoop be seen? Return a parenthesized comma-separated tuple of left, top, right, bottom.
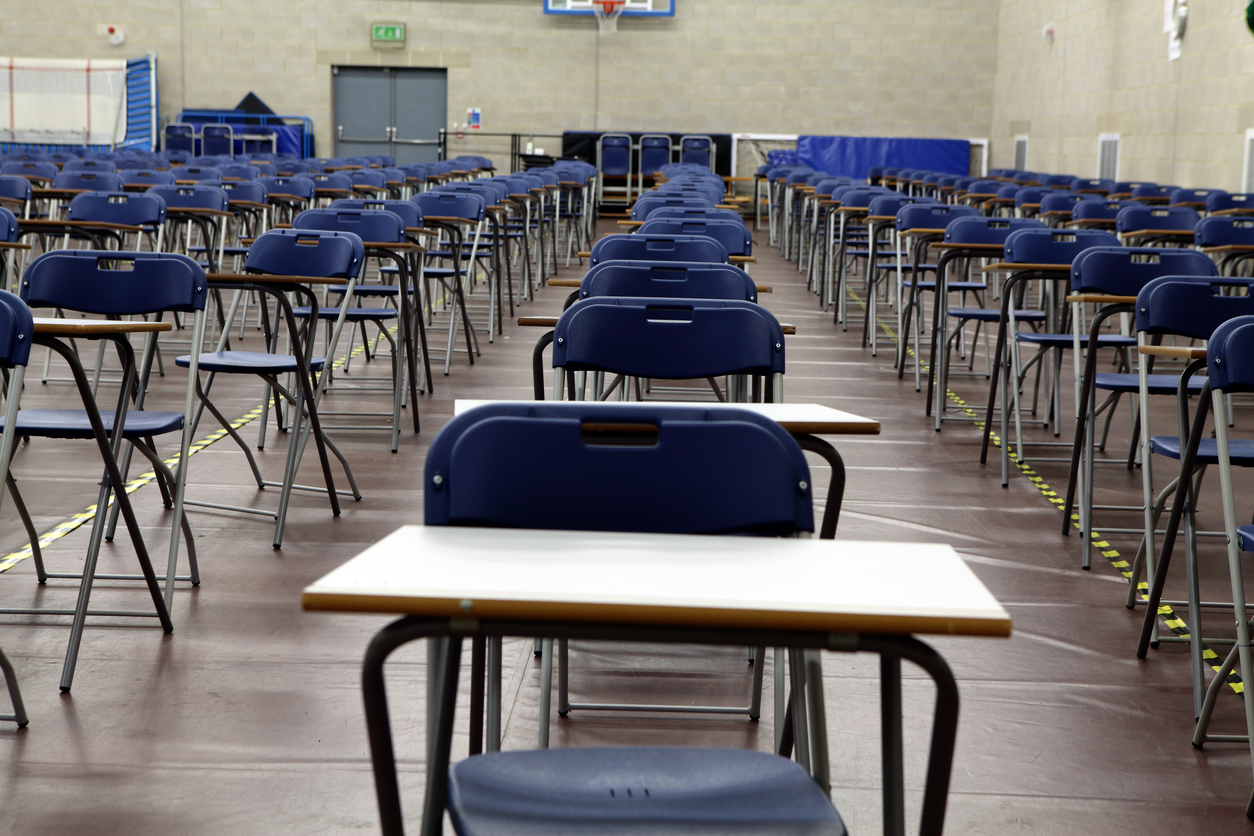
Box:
(592, 0, 625, 34)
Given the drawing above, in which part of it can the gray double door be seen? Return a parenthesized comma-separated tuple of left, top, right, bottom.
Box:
(332, 67, 447, 165)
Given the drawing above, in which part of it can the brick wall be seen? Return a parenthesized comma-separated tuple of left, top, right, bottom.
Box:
(0, 0, 999, 158)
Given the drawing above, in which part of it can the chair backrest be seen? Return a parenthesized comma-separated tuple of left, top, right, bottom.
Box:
(895, 203, 979, 232)
(257, 176, 316, 202)
(164, 124, 196, 154)
(1013, 187, 1049, 207)
(1037, 192, 1089, 214)
(1206, 192, 1254, 214)
(657, 184, 723, 206)
(291, 207, 406, 244)
(411, 191, 486, 223)
(1208, 315, 1254, 393)
(1012, 172, 1041, 184)
(201, 124, 234, 157)
(553, 297, 785, 379)
(645, 207, 744, 224)
(1194, 215, 1254, 248)
(944, 216, 1045, 245)
(203, 179, 269, 204)
(115, 157, 158, 171)
(119, 169, 176, 188)
(639, 135, 672, 175)
(66, 191, 166, 227)
(598, 134, 632, 177)
(276, 161, 313, 176)
(52, 171, 124, 192)
(1071, 246, 1216, 295)
(1070, 178, 1114, 194)
(64, 159, 117, 173)
(1169, 187, 1222, 206)
(350, 169, 388, 189)
(965, 179, 1000, 197)
(242, 229, 365, 279)
(679, 135, 713, 168)
(1130, 184, 1173, 201)
(0, 175, 33, 205)
(170, 165, 223, 182)
(635, 217, 751, 257)
(146, 184, 230, 212)
(1042, 174, 1076, 189)
(0, 206, 17, 243)
(1002, 228, 1121, 264)
(1070, 199, 1139, 223)
(20, 251, 207, 315)
(219, 164, 260, 181)
(424, 402, 813, 535)
(1, 161, 57, 182)
(1115, 205, 1199, 234)
(1136, 276, 1254, 341)
(0, 288, 33, 369)
(589, 233, 729, 266)
(631, 195, 714, 221)
(579, 260, 757, 303)
(328, 198, 421, 228)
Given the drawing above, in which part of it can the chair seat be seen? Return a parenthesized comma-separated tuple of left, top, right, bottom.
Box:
(949, 307, 1044, 322)
(447, 747, 846, 836)
(291, 306, 398, 321)
(1, 409, 183, 440)
(882, 264, 938, 273)
(1239, 525, 1254, 553)
(1093, 372, 1206, 395)
(1016, 333, 1136, 347)
(1150, 436, 1254, 466)
(176, 351, 326, 374)
(329, 284, 400, 296)
(425, 267, 471, 277)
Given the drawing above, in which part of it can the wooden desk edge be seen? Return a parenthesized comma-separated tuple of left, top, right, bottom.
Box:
(299, 592, 1011, 638)
(1065, 294, 1136, 304)
(981, 263, 1071, 272)
(1138, 345, 1206, 359)
(32, 317, 174, 334)
(205, 272, 343, 285)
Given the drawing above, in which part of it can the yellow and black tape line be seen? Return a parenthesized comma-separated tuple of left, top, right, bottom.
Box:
(0, 318, 403, 575)
(849, 289, 1243, 697)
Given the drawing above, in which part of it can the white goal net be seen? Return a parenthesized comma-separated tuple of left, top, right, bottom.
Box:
(0, 58, 128, 146)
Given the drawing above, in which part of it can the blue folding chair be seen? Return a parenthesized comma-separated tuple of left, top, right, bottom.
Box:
(630, 194, 713, 222)
(589, 233, 728, 266)
(412, 191, 485, 375)
(635, 216, 751, 263)
(169, 165, 223, 183)
(637, 133, 672, 192)
(10, 251, 208, 690)
(66, 190, 166, 251)
(119, 169, 176, 192)
(147, 184, 231, 272)
(678, 135, 714, 170)
(1194, 215, 1254, 275)
(596, 133, 633, 206)
(51, 170, 125, 195)
(64, 159, 117, 173)
(115, 157, 157, 172)
(201, 124, 234, 158)
(0, 174, 33, 219)
(1, 161, 57, 184)
(175, 229, 365, 548)
(1116, 204, 1199, 246)
(163, 124, 195, 155)
(1206, 191, 1254, 215)
(0, 288, 32, 725)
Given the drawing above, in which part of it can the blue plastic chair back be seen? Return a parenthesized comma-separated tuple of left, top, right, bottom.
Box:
(657, 185, 723, 205)
(276, 161, 313, 176)
(679, 138, 712, 168)
(164, 124, 195, 154)
(146, 184, 229, 212)
(67, 192, 166, 227)
(1194, 215, 1254, 248)
(1208, 316, 1254, 393)
(589, 234, 729, 266)
(965, 179, 1000, 197)
(119, 169, 175, 189)
(439, 182, 505, 206)
(1071, 199, 1139, 223)
(1012, 172, 1040, 184)
(895, 203, 979, 232)
(203, 179, 268, 204)
(243, 229, 365, 279)
(631, 195, 713, 221)
(424, 402, 813, 535)
(579, 261, 756, 303)
(1002, 228, 1120, 264)
(115, 157, 157, 171)
(52, 171, 124, 192)
(6, 150, 48, 162)
(1206, 192, 1254, 214)
(20, 251, 206, 315)
(1071, 247, 1216, 294)
(412, 191, 486, 223)
(1130, 184, 1173, 201)
(64, 159, 117, 173)
(292, 208, 406, 244)
(0, 289, 33, 369)
(1042, 175, 1076, 189)
(0, 175, 33, 206)
(1115, 205, 1199, 234)
(554, 297, 785, 379)
(257, 176, 315, 202)
(599, 134, 632, 177)
(350, 169, 388, 190)
(1, 161, 57, 182)
(1137, 276, 1254, 341)
(639, 137, 671, 175)
(218, 164, 260, 181)
(1070, 178, 1114, 194)
(1170, 188, 1222, 206)
(328, 198, 421, 229)
(995, 184, 1021, 200)
(1037, 193, 1089, 214)
(645, 207, 744, 224)
(159, 149, 192, 166)
(636, 218, 750, 257)
(1013, 187, 1049, 208)
(944, 216, 1044, 245)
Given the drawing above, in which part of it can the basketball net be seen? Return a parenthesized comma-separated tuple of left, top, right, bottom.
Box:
(592, 0, 625, 34)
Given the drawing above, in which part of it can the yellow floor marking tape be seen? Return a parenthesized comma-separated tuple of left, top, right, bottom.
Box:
(851, 289, 1243, 696)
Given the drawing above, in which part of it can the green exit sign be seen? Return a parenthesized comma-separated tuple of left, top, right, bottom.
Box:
(372, 23, 405, 47)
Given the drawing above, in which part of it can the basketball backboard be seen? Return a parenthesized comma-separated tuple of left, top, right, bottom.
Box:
(543, 0, 675, 17)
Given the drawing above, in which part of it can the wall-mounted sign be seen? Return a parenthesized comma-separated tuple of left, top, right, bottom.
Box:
(371, 22, 406, 49)
(466, 108, 481, 130)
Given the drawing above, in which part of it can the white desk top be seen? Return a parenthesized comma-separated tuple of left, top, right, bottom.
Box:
(302, 526, 1009, 637)
(452, 400, 881, 436)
